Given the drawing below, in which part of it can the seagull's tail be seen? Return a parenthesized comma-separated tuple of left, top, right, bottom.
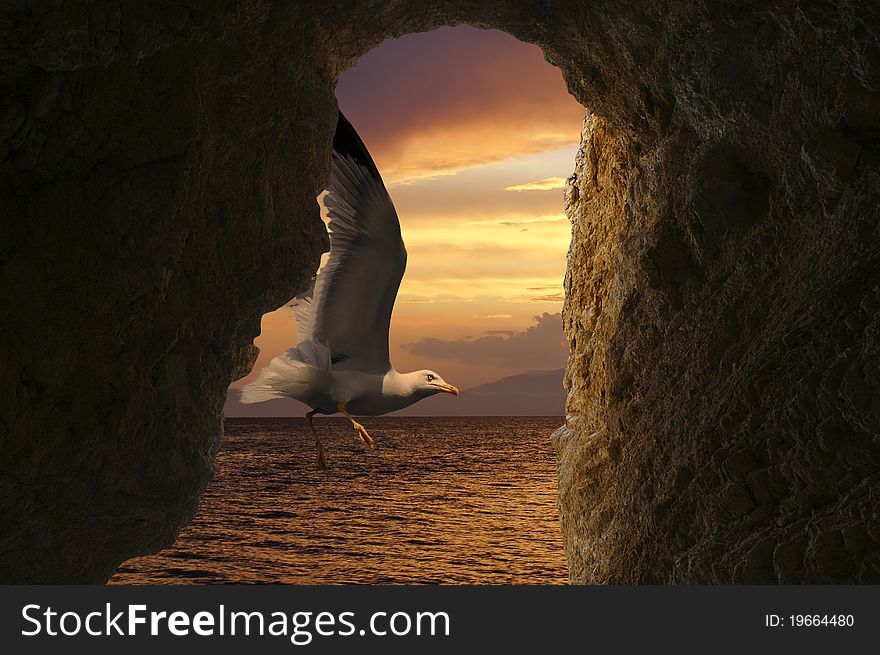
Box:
(239, 340, 331, 404)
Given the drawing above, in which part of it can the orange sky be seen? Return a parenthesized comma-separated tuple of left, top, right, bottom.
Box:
(231, 26, 583, 395)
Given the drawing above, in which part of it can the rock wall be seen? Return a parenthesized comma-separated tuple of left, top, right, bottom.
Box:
(0, 1, 333, 581)
(1, 1, 878, 582)
(555, 4, 880, 583)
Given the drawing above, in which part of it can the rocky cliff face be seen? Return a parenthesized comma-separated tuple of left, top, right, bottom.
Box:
(2, 1, 878, 582)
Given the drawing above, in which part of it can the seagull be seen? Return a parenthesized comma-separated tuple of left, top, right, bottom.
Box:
(240, 110, 459, 468)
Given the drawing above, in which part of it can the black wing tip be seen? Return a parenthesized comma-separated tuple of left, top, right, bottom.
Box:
(333, 110, 381, 178)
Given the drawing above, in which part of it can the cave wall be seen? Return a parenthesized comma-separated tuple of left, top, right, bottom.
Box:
(554, 4, 880, 582)
(1, 1, 878, 582)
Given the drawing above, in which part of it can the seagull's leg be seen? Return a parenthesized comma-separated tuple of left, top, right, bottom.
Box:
(337, 402, 375, 447)
(306, 410, 327, 469)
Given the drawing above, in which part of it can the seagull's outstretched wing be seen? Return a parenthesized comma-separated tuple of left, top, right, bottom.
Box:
(290, 277, 315, 342)
(310, 111, 406, 373)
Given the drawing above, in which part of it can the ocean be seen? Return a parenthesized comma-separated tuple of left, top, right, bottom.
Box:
(110, 416, 568, 584)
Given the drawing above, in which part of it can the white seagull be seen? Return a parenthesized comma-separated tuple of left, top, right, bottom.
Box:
(240, 111, 459, 468)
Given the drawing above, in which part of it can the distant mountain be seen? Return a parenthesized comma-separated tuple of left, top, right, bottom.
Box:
(391, 369, 565, 416)
(223, 369, 565, 417)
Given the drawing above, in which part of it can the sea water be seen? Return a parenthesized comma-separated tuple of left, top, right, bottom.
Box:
(111, 416, 568, 584)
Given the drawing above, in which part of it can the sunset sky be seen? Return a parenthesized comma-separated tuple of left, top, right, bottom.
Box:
(231, 26, 584, 395)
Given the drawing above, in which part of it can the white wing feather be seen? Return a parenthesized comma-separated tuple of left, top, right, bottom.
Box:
(308, 112, 406, 374)
(289, 277, 315, 342)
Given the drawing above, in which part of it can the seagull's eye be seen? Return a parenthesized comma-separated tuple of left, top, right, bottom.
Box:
(426, 374, 435, 382)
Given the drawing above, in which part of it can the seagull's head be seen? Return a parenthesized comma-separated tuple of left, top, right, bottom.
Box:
(412, 370, 459, 397)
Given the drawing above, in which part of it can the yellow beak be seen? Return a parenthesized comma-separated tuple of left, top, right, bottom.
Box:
(434, 383, 459, 395)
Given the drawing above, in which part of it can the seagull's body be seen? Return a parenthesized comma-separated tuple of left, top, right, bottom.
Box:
(240, 111, 458, 466)
(265, 365, 447, 416)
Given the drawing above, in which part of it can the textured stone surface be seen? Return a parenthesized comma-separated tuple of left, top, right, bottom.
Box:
(554, 3, 880, 583)
(2, 1, 879, 582)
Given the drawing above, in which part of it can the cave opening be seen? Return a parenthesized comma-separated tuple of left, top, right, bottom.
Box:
(111, 25, 586, 584)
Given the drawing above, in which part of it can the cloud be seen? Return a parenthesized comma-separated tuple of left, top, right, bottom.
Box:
(388, 146, 578, 224)
(462, 214, 567, 228)
(337, 26, 584, 183)
(505, 177, 568, 192)
(476, 313, 514, 319)
(402, 312, 567, 370)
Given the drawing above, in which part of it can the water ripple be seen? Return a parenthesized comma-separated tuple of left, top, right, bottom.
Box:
(111, 416, 568, 584)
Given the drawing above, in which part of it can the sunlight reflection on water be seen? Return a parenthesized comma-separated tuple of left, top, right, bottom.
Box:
(111, 417, 568, 584)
